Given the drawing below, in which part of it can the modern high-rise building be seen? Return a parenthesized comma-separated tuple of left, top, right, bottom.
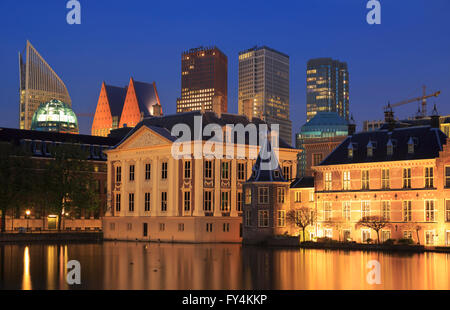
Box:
(92, 78, 162, 137)
(238, 46, 292, 145)
(176, 46, 228, 114)
(91, 82, 128, 137)
(306, 58, 349, 122)
(119, 78, 162, 128)
(19, 41, 72, 130)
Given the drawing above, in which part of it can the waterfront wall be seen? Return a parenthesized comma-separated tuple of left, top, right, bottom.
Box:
(0, 232, 103, 243)
(103, 216, 242, 243)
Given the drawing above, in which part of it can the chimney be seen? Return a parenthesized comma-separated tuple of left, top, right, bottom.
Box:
(431, 104, 440, 128)
(152, 103, 162, 117)
(348, 114, 356, 136)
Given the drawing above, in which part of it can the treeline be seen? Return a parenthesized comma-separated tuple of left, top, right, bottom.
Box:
(0, 141, 100, 232)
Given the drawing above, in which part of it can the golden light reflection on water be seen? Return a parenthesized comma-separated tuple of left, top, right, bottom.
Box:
(21, 246, 32, 290)
(1, 242, 449, 290)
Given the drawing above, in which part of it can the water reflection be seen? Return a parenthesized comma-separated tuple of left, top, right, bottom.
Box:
(0, 242, 449, 290)
(22, 246, 31, 290)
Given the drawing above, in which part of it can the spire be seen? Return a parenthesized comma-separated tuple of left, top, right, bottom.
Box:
(431, 104, 440, 128)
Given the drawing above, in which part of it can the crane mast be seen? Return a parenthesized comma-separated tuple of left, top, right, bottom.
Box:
(385, 86, 441, 118)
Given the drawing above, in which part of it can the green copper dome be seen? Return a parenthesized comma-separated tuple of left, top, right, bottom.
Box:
(31, 99, 79, 134)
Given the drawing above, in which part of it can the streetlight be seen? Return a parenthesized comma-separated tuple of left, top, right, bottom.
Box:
(25, 210, 31, 232)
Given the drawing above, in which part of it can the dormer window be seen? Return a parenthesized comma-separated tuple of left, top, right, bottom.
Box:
(348, 143, 354, 159)
(387, 139, 394, 156)
(367, 141, 374, 157)
(407, 137, 415, 154)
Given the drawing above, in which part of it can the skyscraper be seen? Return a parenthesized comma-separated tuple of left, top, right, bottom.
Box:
(238, 46, 292, 145)
(176, 46, 227, 114)
(306, 58, 349, 122)
(19, 41, 72, 130)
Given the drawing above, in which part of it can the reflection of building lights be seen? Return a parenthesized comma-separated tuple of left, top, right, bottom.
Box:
(22, 246, 32, 290)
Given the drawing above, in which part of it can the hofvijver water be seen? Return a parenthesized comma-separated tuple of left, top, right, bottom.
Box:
(1, 242, 449, 290)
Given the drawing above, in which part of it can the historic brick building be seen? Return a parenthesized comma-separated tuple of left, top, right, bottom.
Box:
(313, 118, 450, 246)
(102, 111, 299, 243)
(0, 127, 121, 231)
(242, 144, 315, 244)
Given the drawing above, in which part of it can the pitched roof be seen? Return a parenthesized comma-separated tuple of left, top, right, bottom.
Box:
(290, 177, 315, 188)
(105, 84, 128, 118)
(246, 139, 287, 183)
(319, 125, 448, 166)
(114, 111, 294, 149)
(0, 127, 120, 146)
(133, 80, 160, 117)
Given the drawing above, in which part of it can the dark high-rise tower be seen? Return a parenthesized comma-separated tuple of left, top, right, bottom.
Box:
(176, 46, 228, 114)
(306, 58, 349, 121)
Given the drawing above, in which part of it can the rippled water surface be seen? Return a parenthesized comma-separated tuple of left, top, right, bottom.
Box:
(1, 242, 449, 290)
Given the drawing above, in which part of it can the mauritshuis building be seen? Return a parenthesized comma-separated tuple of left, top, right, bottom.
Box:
(306, 58, 349, 122)
(238, 46, 292, 146)
(176, 46, 228, 115)
(19, 41, 72, 131)
(102, 111, 298, 243)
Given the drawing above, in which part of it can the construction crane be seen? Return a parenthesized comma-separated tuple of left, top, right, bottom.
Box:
(384, 86, 441, 118)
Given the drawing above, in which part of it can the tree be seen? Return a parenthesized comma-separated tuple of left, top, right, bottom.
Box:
(330, 216, 346, 242)
(0, 142, 34, 232)
(356, 216, 391, 244)
(286, 207, 316, 242)
(404, 223, 422, 245)
(43, 143, 100, 231)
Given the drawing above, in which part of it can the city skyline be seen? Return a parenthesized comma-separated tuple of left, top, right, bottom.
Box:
(2, 0, 450, 294)
(238, 46, 292, 145)
(1, 1, 449, 138)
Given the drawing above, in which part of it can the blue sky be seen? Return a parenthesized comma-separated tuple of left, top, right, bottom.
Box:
(0, 0, 449, 139)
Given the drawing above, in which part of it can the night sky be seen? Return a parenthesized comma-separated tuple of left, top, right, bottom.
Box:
(1, 0, 449, 142)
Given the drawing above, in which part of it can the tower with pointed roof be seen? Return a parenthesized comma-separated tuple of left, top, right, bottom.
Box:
(119, 78, 162, 128)
(91, 81, 128, 136)
(242, 139, 291, 244)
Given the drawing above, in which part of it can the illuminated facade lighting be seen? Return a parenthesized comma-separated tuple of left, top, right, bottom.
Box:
(306, 58, 349, 122)
(238, 46, 292, 146)
(176, 46, 227, 114)
(19, 41, 72, 130)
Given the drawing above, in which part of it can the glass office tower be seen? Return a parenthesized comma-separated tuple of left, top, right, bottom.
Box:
(306, 58, 349, 122)
(238, 46, 292, 145)
(19, 41, 72, 130)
